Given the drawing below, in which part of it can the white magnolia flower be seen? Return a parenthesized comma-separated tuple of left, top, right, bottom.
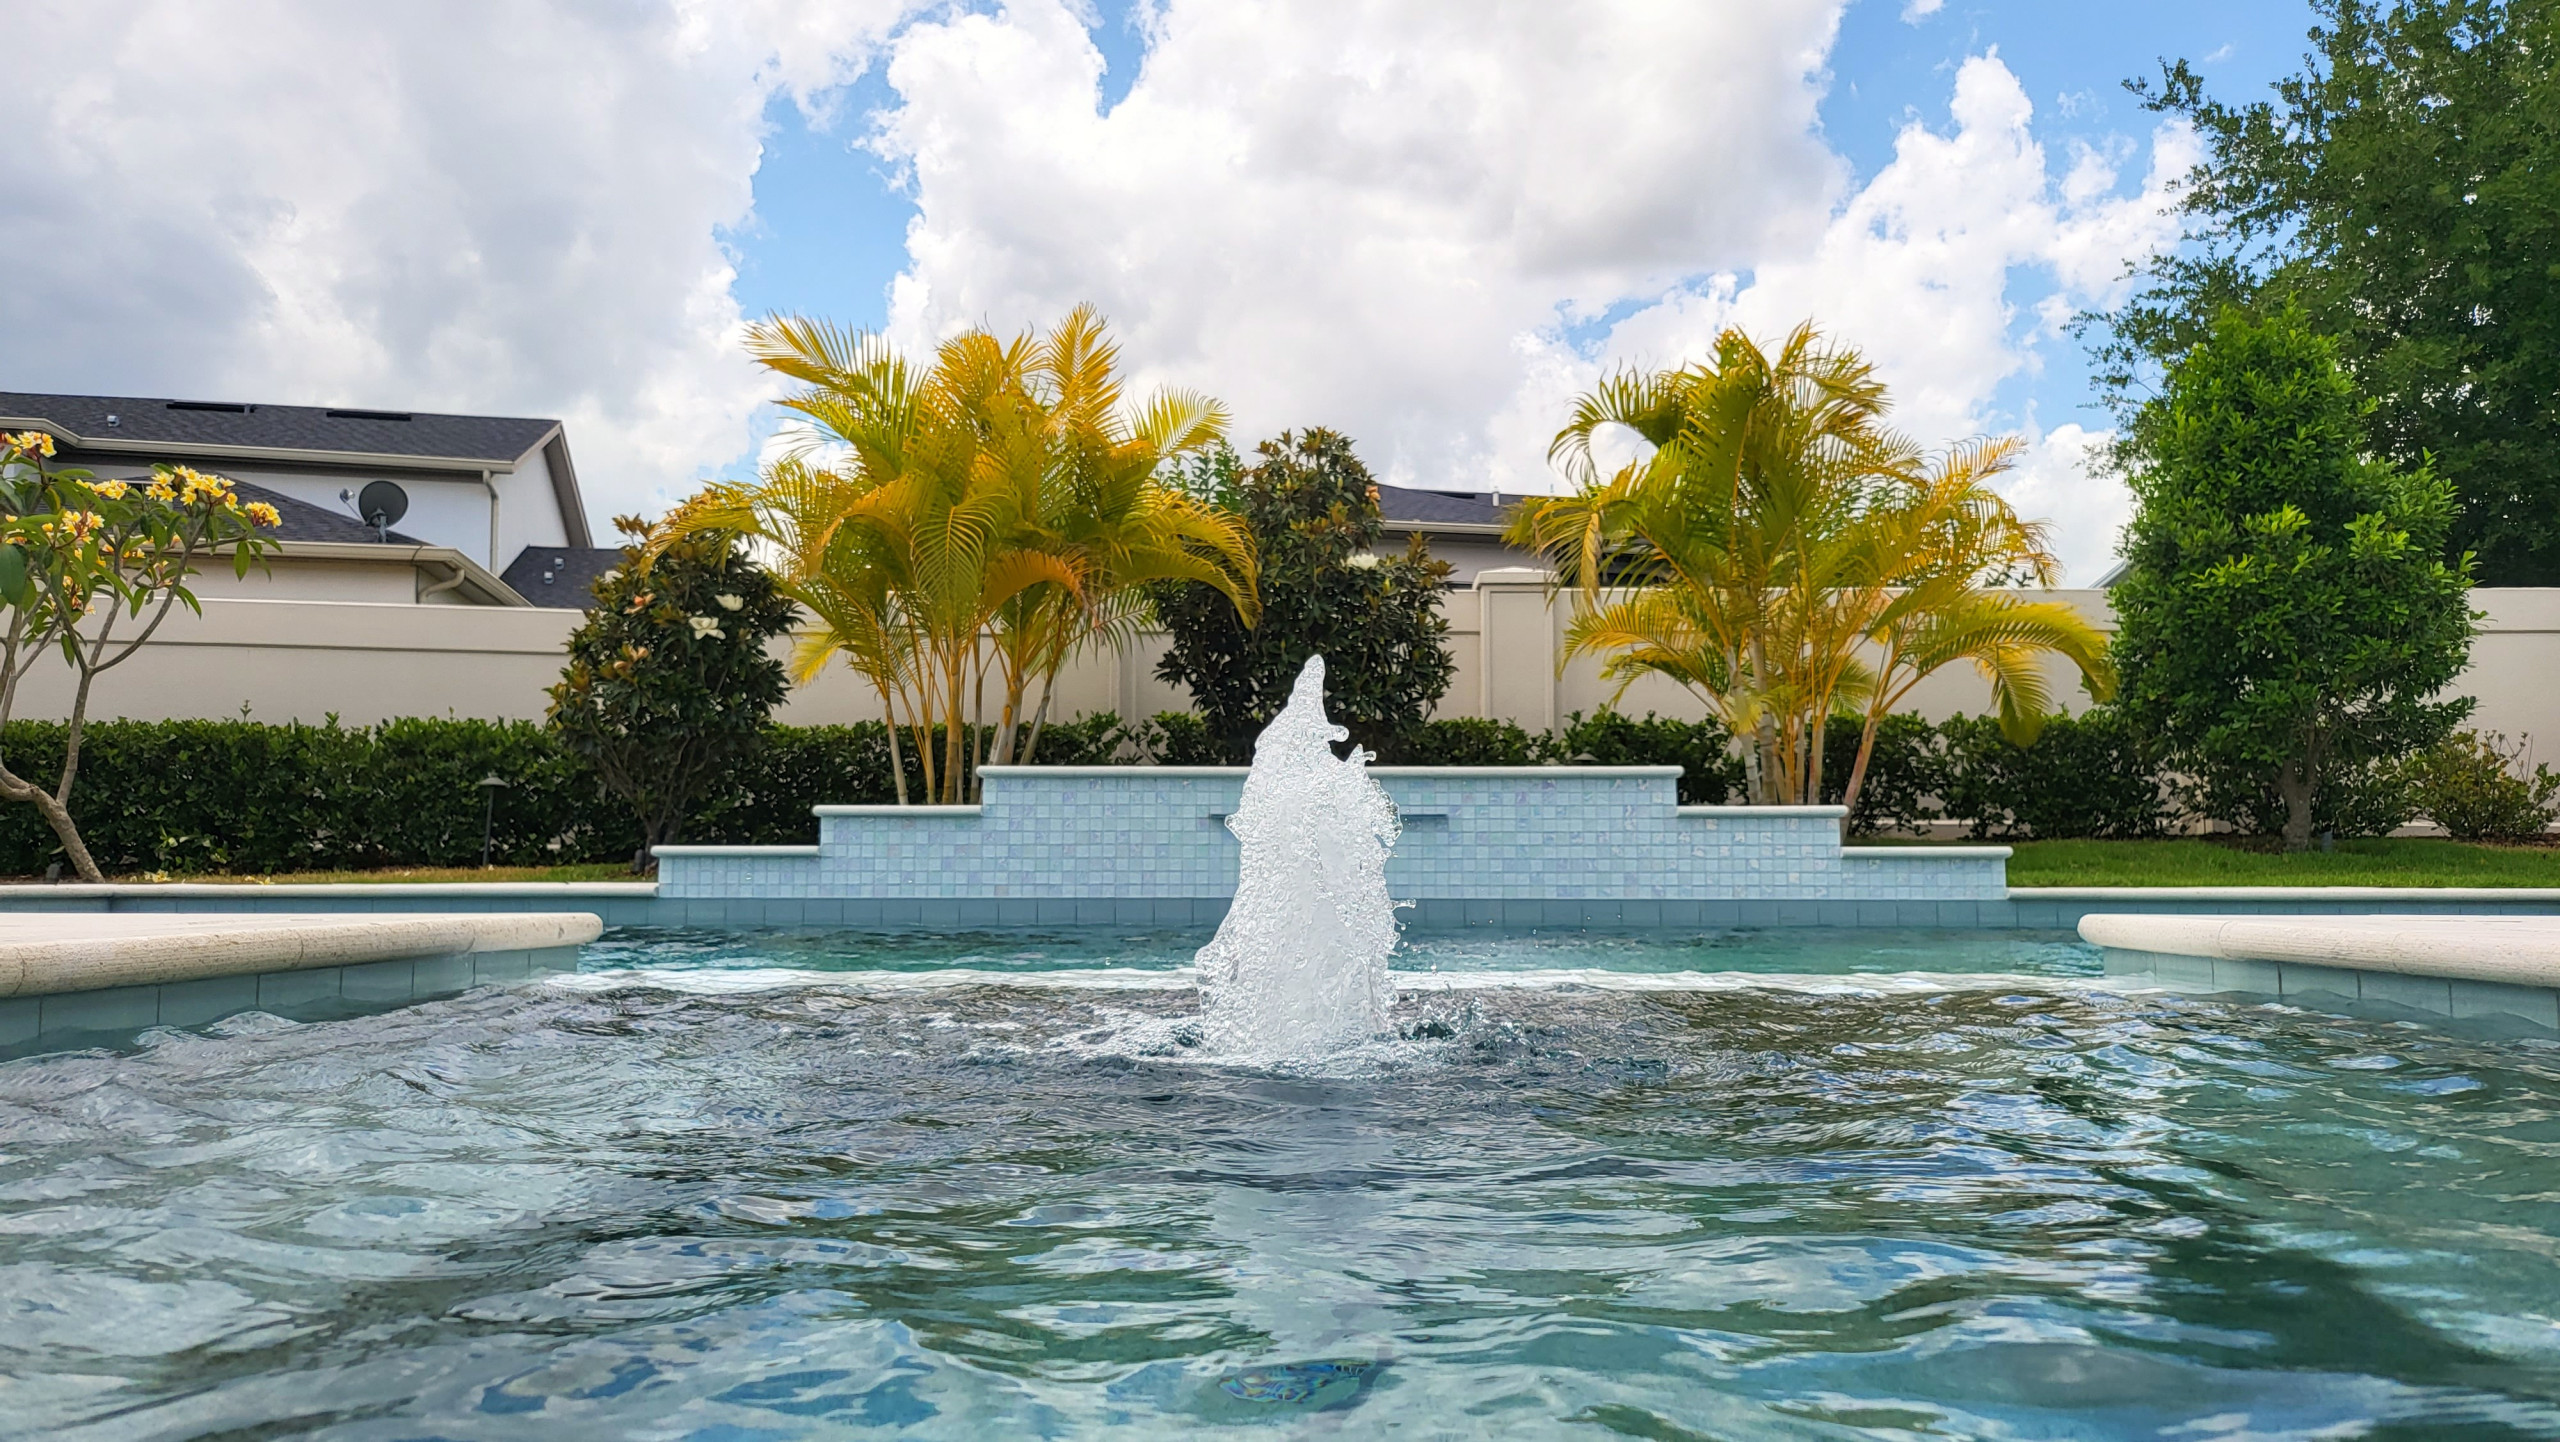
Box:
(1346, 553, 1381, 569)
(688, 616, 725, 640)
(714, 593, 743, 611)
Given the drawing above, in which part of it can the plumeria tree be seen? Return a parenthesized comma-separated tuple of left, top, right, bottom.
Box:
(0, 431, 281, 880)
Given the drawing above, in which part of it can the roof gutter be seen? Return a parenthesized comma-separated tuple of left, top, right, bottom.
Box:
(1377, 519, 1513, 538)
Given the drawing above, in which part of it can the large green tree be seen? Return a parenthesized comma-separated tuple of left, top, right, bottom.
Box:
(1154, 428, 1453, 759)
(2093, 0, 2560, 583)
(2113, 306, 2475, 850)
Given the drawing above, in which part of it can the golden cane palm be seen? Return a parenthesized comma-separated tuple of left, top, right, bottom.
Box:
(990, 306, 1256, 766)
(663, 306, 1253, 802)
(1510, 323, 2112, 822)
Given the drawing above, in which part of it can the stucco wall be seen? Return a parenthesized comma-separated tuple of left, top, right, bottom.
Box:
(13, 584, 2559, 764)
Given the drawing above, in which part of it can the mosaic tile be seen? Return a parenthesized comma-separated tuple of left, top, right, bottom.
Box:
(659, 770, 2008, 905)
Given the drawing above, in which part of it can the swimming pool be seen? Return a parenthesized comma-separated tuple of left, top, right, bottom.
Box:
(5, 927, 2558, 1438)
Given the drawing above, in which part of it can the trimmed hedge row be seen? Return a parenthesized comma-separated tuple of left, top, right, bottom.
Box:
(0, 715, 1131, 876)
(0, 707, 2176, 876)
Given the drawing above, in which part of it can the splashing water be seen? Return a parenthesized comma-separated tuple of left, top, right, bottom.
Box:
(1197, 656, 1401, 1055)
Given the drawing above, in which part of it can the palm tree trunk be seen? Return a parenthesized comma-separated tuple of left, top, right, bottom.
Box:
(943, 654, 967, 803)
(881, 686, 910, 806)
(969, 660, 991, 803)
(1806, 713, 1828, 810)
(1838, 709, 1883, 841)
(1020, 673, 1057, 766)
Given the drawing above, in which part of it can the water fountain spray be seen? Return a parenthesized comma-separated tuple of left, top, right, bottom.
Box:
(1197, 656, 1402, 1055)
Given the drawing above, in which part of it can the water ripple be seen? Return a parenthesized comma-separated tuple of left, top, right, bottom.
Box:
(3, 944, 2560, 1437)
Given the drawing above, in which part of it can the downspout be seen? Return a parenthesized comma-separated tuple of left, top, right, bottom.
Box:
(480, 469, 500, 571)
(418, 557, 471, 604)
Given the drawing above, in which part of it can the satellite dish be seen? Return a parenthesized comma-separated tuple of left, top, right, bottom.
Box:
(355, 480, 408, 541)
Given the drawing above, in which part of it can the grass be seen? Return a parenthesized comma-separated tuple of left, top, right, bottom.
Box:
(1999, 837, 2560, 888)
(54, 862, 643, 886)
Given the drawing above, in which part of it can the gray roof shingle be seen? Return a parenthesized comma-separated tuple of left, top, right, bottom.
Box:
(0, 391, 558, 468)
(499, 545, 627, 609)
(1376, 483, 1507, 528)
(230, 479, 427, 546)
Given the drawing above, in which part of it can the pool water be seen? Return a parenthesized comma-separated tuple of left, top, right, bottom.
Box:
(6, 928, 2560, 1439)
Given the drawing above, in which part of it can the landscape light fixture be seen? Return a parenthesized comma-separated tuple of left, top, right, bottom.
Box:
(477, 775, 508, 868)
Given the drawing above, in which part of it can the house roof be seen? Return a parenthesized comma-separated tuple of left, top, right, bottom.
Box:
(0, 389, 592, 547)
(0, 390, 559, 470)
(499, 545, 627, 608)
(1376, 484, 1509, 531)
(233, 479, 427, 546)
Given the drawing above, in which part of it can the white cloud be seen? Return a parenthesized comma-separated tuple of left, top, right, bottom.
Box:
(872, 11, 2189, 582)
(0, 4, 2193, 579)
(1491, 55, 2191, 579)
(1902, 0, 1947, 21)
(872, 0, 1845, 486)
(0, 0, 914, 528)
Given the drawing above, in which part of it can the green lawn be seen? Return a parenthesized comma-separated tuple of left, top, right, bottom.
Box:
(2000, 837, 2560, 888)
(24, 841, 2560, 890)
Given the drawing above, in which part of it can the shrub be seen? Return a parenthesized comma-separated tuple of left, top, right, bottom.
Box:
(2110, 304, 2473, 849)
(2187, 755, 2416, 840)
(1379, 718, 1558, 766)
(549, 520, 795, 865)
(1937, 710, 2173, 840)
(0, 714, 1159, 876)
(0, 717, 629, 875)
(1131, 712, 1229, 766)
(1153, 428, 1455, 759)
(1555, 712, 1742, 805)
(2401, 731, 2560, 841)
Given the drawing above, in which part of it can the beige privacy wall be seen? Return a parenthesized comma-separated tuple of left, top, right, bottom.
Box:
(16, 582, 2560, 767)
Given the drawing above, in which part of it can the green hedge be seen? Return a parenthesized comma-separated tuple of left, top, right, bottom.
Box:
(0, 707, 2198, 877)
(0, 713, 1140, 875)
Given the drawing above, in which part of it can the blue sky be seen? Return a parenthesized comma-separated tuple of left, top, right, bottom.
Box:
(728, 0, 2316, 539)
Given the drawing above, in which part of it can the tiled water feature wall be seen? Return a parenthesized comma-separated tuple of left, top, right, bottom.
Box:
(653, 766, 2010, 929)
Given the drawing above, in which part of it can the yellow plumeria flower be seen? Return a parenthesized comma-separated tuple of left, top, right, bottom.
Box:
(81, 478, 130, 500)
(3, 431, 56, 459)
(243, 501, 282, 527)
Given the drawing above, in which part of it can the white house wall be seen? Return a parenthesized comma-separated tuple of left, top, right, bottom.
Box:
(220, 467, 499, 566)
(493, 448, 571, 569)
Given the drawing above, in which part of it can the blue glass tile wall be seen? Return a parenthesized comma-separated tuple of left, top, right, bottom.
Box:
(655, 768, 2008, 904)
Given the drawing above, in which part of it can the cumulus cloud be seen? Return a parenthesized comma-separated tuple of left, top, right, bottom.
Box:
(1516, 54, 2194, 576)
(873, 0, 1844, 483)
(0, 0, 913, 523)
(1, 3, 2191, 577)
(872, 10, 2189, 581)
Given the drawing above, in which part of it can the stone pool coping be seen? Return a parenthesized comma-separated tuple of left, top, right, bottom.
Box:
(6, 883, 2560, 931)
(0, 912, 603, 997)
(2083, 911, 2560, 1034)
(0, 911, 603, 1058)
